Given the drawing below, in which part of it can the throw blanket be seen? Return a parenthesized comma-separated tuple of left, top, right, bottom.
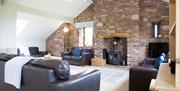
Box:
(5, 56, 34, 89)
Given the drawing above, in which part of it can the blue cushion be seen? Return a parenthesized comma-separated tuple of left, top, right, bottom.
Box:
(154, 55, 165, 69)
(72, 48, 82, 57)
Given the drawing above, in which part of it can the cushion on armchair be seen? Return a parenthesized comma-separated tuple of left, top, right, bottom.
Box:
(72, 48, 82, 57)
(154, 53, 165, 69)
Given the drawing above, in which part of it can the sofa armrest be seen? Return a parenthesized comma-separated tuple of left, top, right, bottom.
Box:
(49, 70, 101, 91)
(81, 53, 91, 65)
(129, 66, 158, 91)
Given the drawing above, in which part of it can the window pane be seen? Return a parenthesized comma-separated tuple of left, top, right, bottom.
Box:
(79, 29, 84, 47)
(85, 27, 93, 46)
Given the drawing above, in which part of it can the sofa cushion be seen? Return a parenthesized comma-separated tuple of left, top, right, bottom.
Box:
(72, 48, 82, 57)
(71, 56, 82, 61)
(154, 53, 165, 69)
(30, 59, 70, 80)
(63, 56, 72, 60)
(0, 53, 16, 61)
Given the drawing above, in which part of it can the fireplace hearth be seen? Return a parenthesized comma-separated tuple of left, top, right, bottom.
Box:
(103, 37, 127, 66)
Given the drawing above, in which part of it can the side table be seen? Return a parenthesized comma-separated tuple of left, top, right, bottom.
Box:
(91, 57, 106, 66)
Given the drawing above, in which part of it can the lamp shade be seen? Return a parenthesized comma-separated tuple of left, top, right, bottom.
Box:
(63, 27, 69, 33)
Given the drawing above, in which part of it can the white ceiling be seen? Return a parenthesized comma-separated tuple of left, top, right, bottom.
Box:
(14, 0, 93, 49)
(17, 0, 93, 19)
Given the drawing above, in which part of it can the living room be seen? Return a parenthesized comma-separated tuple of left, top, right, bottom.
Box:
(0, 0, 179, 91)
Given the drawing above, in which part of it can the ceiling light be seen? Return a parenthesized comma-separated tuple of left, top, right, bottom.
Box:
(65, 0, 72, 2)
(63, 27, 69, 33)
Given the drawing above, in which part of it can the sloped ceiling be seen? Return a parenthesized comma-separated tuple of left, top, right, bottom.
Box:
(16, 0, 93, 39)
(17, 0, 93, 19)
(16, 12, 61, 40)
(14, 0, 92, 45)
(13, 0, 93, 50)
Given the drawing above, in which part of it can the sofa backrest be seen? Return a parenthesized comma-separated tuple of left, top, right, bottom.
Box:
(0, 61, 5, 85)
(82, 48, 94, 58)
(71, 47, 94, 57)
(28, 47, 39, 55)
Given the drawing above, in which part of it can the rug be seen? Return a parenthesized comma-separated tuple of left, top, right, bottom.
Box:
(101, 70, 127, 84)
(70, 65, 129, 91)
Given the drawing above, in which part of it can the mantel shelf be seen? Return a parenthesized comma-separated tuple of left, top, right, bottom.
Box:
(97, 33, 130, 39)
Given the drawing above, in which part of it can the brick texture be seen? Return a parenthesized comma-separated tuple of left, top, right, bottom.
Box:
(46, 23, 78, 56)
(47, 0, 169, 66)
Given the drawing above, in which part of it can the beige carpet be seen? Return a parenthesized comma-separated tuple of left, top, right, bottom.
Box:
(70, 65, 129, 91)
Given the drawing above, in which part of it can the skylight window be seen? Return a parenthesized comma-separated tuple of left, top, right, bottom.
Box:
(16, 19, 29, 37)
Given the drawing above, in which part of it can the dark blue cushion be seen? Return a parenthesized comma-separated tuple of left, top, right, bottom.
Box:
(154, 55, 165, 69)
(72, 48, 82, 57)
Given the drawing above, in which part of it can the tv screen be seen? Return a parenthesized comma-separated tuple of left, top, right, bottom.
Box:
(148, 42, 169, 58)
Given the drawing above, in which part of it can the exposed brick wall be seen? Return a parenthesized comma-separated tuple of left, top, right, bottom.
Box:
(74, 0, 169, 66)
(74, 4, 94, 22)
(47, 0, 169, 65)
(46, 4, 95, 56)
(46, 23, 78, 56)
(139, 0, 169, 58)
(93, 0, 142, 66)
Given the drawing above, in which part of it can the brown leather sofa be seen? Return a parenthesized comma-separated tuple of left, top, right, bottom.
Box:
(0, 60, 101, 91)
(129, 58, 158, 91)
(62, 48, 94, 66)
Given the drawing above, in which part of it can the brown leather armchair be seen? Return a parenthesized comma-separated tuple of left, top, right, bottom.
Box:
(129, 58, 158, 91)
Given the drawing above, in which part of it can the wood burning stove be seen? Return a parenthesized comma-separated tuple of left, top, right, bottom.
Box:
(103, 37, 127, 66)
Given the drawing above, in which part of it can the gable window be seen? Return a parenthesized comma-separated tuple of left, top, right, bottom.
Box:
(79, 27, 93, 47)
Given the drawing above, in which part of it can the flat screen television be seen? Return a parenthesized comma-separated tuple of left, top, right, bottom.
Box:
(148, 42, 169, 58)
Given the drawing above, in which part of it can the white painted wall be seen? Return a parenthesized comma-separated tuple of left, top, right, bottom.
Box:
(16, 39, 46, 51)
(0, 4, 17, 49)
